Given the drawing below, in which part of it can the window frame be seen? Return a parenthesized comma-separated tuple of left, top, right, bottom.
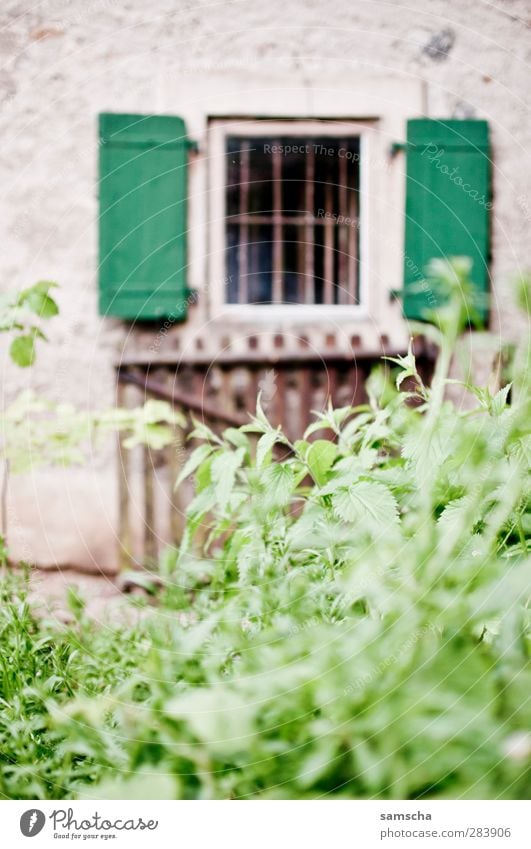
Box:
(208, 118, 375, 321)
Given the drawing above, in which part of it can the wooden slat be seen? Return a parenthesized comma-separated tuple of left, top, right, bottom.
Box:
(298, 366, 313, 437)
(116, 344, 419, 368)
(116, 380, 132, 570)
(118, 369, 247, 427)
(143, 443, 157, 563)
(348, 363, 363, 407)
(274, 368, 286, 428)
(245, 366, 259, 418)
(167, 370, 185, 545)
(220, 367, 234, 421)
(327, 364, 338, 407)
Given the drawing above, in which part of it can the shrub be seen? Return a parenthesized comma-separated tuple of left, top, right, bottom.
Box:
(1, 260, 530, 799)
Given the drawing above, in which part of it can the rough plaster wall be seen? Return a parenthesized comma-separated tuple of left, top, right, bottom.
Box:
(0, 0, 529, 569)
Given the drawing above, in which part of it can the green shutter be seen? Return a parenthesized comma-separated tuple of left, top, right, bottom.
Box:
(99, 113, 191, 321)
(403, 119, 491, 323)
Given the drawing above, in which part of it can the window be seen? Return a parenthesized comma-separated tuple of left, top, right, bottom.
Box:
(209, 120, 370, 317)
(225, 136, 361, 306)
(99, 80, 429, 350)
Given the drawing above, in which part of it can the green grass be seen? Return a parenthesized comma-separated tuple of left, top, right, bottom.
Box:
(0, 569, 149, 798)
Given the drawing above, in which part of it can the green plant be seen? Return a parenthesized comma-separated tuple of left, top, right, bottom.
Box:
(0, 568, 149, 799)
(0, 281, 59, 367)
(0, 280, 182, 539)
(0, 282, 182, 514)
(0, 259, 529, 800)
(0, 394, 183, 475)
(45, 261, 530, 800)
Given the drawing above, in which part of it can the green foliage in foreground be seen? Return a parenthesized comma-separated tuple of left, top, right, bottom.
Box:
(1, 395, 184, 474)
(0, 261, 530, 800)
(0, 281, 59, 367)
(0, 569, 149, 798)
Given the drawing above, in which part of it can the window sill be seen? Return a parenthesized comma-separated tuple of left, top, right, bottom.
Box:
(211, 304, 370, 323)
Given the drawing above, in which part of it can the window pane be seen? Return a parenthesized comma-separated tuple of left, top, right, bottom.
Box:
(314, 139, 339, 217)
(248, 140, 273, 215)
(314, 223, 324, 305)
(226, 137, 243, 219)
(282, 149, 306, 216)
(247, 223, 273, 303)
(284, 224, 306, 303)
(224, 134, 361, 306)
(333, 224, 341, 305)
(226, 222, 240, 302)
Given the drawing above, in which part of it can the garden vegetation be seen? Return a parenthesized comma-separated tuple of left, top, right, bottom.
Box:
(0, 261, 529, 799)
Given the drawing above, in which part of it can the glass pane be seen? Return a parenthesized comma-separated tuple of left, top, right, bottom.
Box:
(226, 137, 243, 219)
(282, 148, 306, 216)
(333, 225, 341, 305)
(248, 139, 273, 215)
(314, 138, 339, 217)
(284, 224, 306, 303)
(224, 134, 361, 305)
(226, 223, 240, 302)
(314, 224, 324, 305)
(247, 223, 273, 304)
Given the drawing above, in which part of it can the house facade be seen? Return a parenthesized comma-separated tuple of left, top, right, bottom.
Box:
(1, 0, 529, 571)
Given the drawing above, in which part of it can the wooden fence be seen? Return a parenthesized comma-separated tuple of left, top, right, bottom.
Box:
(115, 344, 434, 567)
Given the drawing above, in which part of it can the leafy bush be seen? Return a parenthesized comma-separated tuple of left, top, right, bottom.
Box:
(0, 260, 530, 799)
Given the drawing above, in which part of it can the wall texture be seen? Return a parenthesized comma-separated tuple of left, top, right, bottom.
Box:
(0, 0, 529, 570)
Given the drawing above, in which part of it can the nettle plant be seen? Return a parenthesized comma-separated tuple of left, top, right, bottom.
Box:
(0, 282, 182, 544)
(51, 259, 531, 800)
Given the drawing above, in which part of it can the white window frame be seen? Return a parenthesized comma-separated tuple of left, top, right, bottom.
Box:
(168, 73, 423, 349)
(208, 118, 374, 321)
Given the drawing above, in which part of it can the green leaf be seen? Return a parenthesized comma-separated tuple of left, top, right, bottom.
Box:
(223, 428, 249, 449)
(122, 422, 174, 450)
(211, 447, 246, 509)
(332, 480, 399, 530)
(437, 496, 472, 537)
(165, 686, 255, 756)
(175, 443, 214, 489)
(141, 399, 185, 426)
(262, 463, 295, 508)
(9, 334, 36, 367)
(256, 429, 281, 468)
(190, 418, 221, 443)
(293, 439, 310, 459)
(306, 439, 337, 486)
(81, 771, 176, 800)
(490, 384, 511, 416)
(20, 281, 59, 318)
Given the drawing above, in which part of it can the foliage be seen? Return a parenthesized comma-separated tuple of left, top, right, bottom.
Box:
(0, 282, 182, 473)
(0, 259, 530, 800)
(0, 282, 59, 367)
(0, 567, 149, 799)
(0, 394, 184, 474)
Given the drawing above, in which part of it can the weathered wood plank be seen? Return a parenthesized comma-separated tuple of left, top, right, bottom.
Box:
(116, 380, 132, 570)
